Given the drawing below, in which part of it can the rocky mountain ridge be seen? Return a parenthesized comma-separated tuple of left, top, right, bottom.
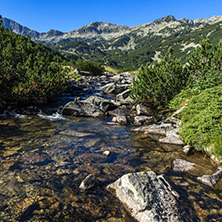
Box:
(2, 15, 222, 43)
(2, 15, 222, 69)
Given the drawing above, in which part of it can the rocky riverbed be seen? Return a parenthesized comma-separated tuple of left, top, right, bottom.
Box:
(0, 72, 222, 221)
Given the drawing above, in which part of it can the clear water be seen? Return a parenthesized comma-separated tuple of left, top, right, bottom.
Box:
(0, 111, 222, 221)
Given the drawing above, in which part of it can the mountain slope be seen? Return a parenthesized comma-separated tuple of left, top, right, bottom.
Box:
(54, 15, 222, 69)
(2, 17, 64, 44)
(2, 17, 40, 38)
(2, 15, 222, 70)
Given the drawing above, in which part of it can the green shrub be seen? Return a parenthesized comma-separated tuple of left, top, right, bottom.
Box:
(169, 39, 222, 110)
(0, 17, 68, 106)
(74, 59, 105, 75)
(191, 70, 222, 93)
(168, 88, 197, 110)
(130, 48, 188, 108)
(179, 85, 222, 155)
(186, 38, 222, 92)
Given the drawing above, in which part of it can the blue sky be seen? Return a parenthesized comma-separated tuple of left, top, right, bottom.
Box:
(1, 0, 222, 33)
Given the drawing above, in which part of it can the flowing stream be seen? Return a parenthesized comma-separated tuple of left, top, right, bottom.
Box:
(0, 95, 222, 221)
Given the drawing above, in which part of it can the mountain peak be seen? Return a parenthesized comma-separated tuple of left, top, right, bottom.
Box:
(1, 17, 40, 38)
(87, 21, 112, 27)
(86, 21, 129, 30)
(153, 15, 176, 24)
(46, 29, 64, 36)
(194, 15, 222, 24)
(73, 21, 129, 36)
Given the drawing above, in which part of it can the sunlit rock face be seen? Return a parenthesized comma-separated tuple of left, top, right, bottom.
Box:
(107, 171, 191, 222)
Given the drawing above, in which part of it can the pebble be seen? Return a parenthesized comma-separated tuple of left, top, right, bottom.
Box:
(79, 174, 96, 190)
(182, 145, 194, 156)
(103, 150, 111, 156)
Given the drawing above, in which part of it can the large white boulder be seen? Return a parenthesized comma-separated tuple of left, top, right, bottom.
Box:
(107, 171, 188, 222)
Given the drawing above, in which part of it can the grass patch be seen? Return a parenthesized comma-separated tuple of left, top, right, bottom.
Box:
(104, 66, 118, 73)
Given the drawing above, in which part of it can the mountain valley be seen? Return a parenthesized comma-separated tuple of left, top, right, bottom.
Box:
(2, 15, 222, 69)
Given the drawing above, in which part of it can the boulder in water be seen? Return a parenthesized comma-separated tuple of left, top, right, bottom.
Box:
(116, 89, 133, 104)
(108, 105, 134, 117)
(62, 96, 116, 117)
(136, 104, 152, 116)
(132, 123, 175, 135)
(107, 171, 187, 222)
(112, 116, 128, 125)
(197, 168, 222, 188)
(182, 145, 194, 156)
(171, 159, 196, 172)
(134, 115, 155, 126)
(159, 128, 184, 145)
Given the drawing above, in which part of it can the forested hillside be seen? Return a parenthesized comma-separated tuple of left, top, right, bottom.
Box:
(0, 17, 69, 108)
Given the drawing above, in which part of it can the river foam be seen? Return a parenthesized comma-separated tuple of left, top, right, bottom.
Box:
(37, 112, 68, 121)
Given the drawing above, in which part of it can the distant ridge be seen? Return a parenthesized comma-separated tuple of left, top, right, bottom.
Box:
(2, 17, 40, 38)
(1, 15, 222, 69)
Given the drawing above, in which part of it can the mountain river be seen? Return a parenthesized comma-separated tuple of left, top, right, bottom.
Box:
(0, 91, 222, 221)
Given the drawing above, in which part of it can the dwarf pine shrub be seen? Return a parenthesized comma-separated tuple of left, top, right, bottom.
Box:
(130, 47, 188, 108)
(179, 85, 222, 155)
(0, 16, 68, 106)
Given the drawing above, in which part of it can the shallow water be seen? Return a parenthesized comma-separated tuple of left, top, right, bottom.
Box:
(0, 112, 222, 221)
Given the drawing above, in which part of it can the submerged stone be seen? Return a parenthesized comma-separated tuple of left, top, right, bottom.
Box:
(79, 174, 96, 190)
(172, 159, 196, 172)
(60, 129, 94, 137)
